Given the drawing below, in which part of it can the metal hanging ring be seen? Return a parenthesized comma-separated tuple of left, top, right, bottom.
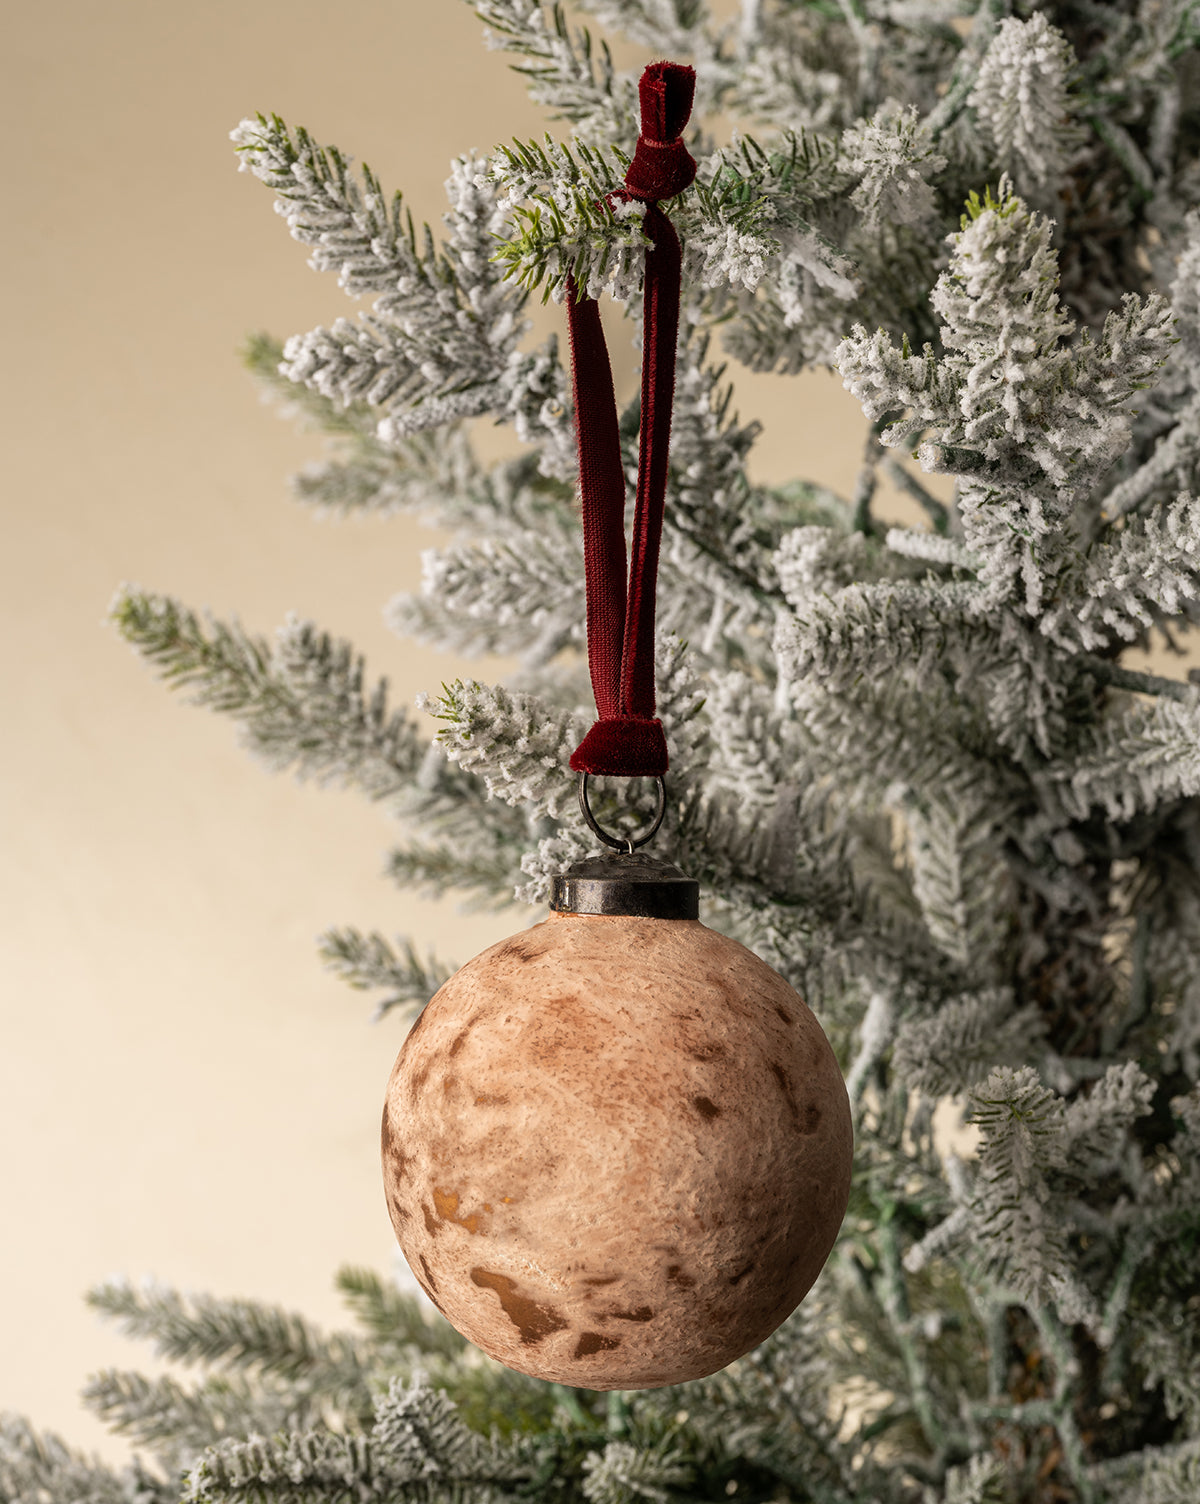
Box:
(577, 772, 667, 854)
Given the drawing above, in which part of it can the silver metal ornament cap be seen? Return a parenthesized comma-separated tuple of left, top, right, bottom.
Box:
(550, 851, 700, 920)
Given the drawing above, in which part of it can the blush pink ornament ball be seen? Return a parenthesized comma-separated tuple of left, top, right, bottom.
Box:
(381, 892, 852, 1389)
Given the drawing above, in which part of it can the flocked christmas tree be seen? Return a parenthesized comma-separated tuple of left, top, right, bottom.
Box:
(8, 0, 1200, 1499)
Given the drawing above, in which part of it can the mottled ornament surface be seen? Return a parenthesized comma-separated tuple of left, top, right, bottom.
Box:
(381, 913, 852, 1389)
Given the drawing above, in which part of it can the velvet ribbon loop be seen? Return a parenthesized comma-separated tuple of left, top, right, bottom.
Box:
(567, 60, 696, 779)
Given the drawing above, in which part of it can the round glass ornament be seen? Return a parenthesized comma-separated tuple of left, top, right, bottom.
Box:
(381, 848, 852, 1389)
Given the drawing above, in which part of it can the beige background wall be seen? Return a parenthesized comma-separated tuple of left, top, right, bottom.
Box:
(2, 0, 884, 1464)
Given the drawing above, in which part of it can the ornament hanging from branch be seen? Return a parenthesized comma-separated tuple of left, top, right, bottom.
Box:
(381, 62, 852, 1390)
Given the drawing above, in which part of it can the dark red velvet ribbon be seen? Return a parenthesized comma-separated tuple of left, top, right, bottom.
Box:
(566, 61, 697, 779)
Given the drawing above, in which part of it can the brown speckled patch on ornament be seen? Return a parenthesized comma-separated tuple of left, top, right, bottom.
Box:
(381, 913, 852, 1389)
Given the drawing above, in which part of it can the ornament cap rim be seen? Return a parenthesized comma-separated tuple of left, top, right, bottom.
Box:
(550, 851, 700, 920)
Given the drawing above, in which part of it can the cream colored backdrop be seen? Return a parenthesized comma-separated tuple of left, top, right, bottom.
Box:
(4, 0, 881, 1464)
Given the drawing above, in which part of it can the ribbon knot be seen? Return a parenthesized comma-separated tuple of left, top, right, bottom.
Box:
(566, 62, 696, 782)
(622, 62, 698, 202)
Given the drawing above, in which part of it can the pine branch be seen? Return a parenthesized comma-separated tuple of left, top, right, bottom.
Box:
(1035, 690, 1200, 820)
(182, 1431, 377, 1504)
(1102, 395, 1200, 519)
(634, 1305, 874, 1504)
(244, 334, 509, 517)
(728, 4, 850, 136)
(884, 527, 975, 568)
(285, 326, 574, 477)
(234, 117, 530, 435)
(317, 930, 454, 1022)
(775, 523, 922, 608)
(264, 617, 424, 793)
(112, 591, 423, 800)
(278, 315, 500, 421)
(231, 114, 426, 297)
(81, 1369, 322, 1472)
(774, 577, 982, 695)
(290, 445, 450, 518)
(391, 741, 539, 887)
(1060, 1061, 1155, 1178)
(112, 588, 273, 713)
(388, 518, 585, 666)
(425, 680, 584, 819)
(579, 1438, 693, 1504)
(334, 1268, 467, 1359)
(731, 122, 848, 203)
(703, 669, 804, 807)
(1089, 1439, 1200, 1504)
(840, 104, 946, 233)
(676, 175, 781, 296)
(0, 1415, 163, 1504)
(386, 838, 526, 908)
(1079, 655, 1194, 702)
(892, 991, 1044, 1098)
(839, 182, 1176, 620)
(727, 210, 921, 374)
(788, 670, 1003, 810)
(941, 1453, 1008, 1504)
(182, 1382, 531, 1504)
(491, 133, 645, 302)
(242, 331, 377, 438)
(844, 988, 894, 1107)
(953, 1067, 1083, 1314)
(490, 134, 782, 303)
(371, 1381, 528, 1486)
(902, 791, 1016, 975)
(1134, 1312, 1200, 1440)
(968, 15, 1081, 200)
(469, 0, 637, 140)
(873, 1221, 949, 1459)
(232, 117, 508, 321)
(669, 784, 864, 969)
(659, 329, 784, 613)
(577, 0, 711, 60)
(1040, 495, 1200, 655)
(87, 1281, 371, 1394)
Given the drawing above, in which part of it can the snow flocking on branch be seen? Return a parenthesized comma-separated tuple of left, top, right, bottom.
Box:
(840, 104, 947, 232)
(231, 115, 577, 465)
(471, 0, 638, 142)
(837, 180, 1176, 628)
(968, 13, 1079, 200)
